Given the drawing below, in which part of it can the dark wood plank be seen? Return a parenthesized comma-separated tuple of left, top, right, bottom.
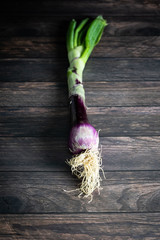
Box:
(0, 58, 68, 82)
(0, 107, 160, 137)
(91, 36, 160, 58)
(1, 16, 160, 37)
(0, 36, 160, 58)
(0, 2, 159, 238)
(0, 82, 68, 107)
(0, 171, 160, 213)
(0, 137, 69, 171)
(88, 107, 160, 137)
(1, 0, 160, 16)
(84, 58, 160, 82)
(1, 58, 160, 82)
(0, 137, 160, 171)
(0, 81, 160, 107)
(85, 81, 160, 107)
(0, 213, 160, 240)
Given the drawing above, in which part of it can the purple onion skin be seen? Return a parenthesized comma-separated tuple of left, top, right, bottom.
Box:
(69, 94, 88, 126)
(69, 95, 99, 154)
(69, 122, 99, 154)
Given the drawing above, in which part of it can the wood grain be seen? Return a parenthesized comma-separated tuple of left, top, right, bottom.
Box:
(0, 171, 159, 213)
(1, 0, 160, 16)
(0, 16, 160, 37)
(0, 137, 160, 171)
(0, 36, 160, 58)
(0, 213, 160, 240)
(1, 58, 160, 82)
(0, 107, 160, 137)
(0, 81, 160, 107)
(1, 1, 160, 238)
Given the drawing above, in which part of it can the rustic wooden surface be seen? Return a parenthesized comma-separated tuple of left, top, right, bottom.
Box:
(0, 0, 160, 239)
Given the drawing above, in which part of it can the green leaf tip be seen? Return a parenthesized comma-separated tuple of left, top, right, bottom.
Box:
(66, 19, 77, 52)
(97, 15, 107, 25)
(66, 16, 107, 63)
(81, 15, 107, 63)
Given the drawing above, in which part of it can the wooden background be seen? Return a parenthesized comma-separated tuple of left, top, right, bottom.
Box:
(0, 0, 160, 239)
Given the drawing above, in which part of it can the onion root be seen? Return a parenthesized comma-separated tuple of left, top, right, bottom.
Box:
(66, 149, 104, 198)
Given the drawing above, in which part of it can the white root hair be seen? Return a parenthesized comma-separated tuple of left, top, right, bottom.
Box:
(66, 149, 105, 200)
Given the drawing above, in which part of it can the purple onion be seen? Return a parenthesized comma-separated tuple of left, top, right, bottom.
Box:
(68, 95, 99, 154)
(69, 122, 99, 154)
(66, 16, 107, 197)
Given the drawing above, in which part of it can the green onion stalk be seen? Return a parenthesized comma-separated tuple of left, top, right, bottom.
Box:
(66, 16, 107, 199)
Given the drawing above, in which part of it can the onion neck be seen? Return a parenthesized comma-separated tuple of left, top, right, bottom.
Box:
(69, 95, 88, 126)
(67, 47, 88, 126)
(67, 47, 85, 101)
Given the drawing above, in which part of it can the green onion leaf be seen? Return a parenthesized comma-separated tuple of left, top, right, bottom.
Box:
(74, 18, 89, 48)
(66, 19, 77, 52)
(66, 16, 107, 64)
(77, 21, 91, 46)
(81, 16, 107, 63)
